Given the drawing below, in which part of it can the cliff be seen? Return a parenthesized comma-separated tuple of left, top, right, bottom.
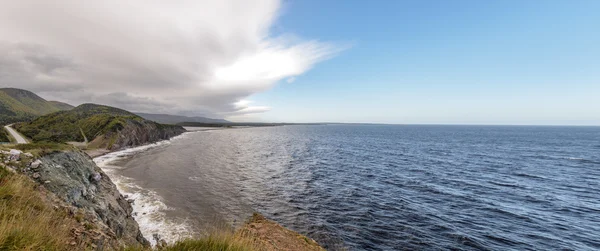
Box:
(87, 118, 185, 151)
(1, 147, 149, 249)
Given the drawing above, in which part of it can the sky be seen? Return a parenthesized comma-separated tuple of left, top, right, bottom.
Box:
(0, 0, 598, 125)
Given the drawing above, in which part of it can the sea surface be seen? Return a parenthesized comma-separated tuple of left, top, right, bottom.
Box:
(94, 125, 600, 250)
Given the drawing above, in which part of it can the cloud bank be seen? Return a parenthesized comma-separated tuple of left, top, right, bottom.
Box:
(0, 0, 341, 119)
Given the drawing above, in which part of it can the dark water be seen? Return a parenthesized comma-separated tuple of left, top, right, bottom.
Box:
(106, 125, 600, 250)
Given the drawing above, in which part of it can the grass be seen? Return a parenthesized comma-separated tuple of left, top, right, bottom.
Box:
(1, 143, 74, 157)
(158, 231, 257, 251)
(121, 232, 256, 251)
(0, 168, 77, 250)
(0, 128, 8, 143)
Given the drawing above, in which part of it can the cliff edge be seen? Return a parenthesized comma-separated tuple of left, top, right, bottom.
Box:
(1, 147, 149, 249)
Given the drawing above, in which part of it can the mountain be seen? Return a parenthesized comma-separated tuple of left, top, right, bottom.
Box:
(14, 103, 185, 150)
(48, 100, 75, 110)
(135, 112, 229, 125)
(0, 88, 73, 125)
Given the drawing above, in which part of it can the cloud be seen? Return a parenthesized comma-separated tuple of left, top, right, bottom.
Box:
(0, 0, 342, 120)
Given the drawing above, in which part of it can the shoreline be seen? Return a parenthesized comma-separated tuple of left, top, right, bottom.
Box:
(86, 128, 327, 249)
(90, 131, 196, 245)
(84, 126, 243, 159)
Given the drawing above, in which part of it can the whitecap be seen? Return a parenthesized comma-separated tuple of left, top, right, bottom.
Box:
(93, 132, 197, 246)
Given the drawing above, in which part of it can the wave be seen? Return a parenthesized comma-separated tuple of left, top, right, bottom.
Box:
(94, 132, 196, 246)
(489, 181, 522, 189)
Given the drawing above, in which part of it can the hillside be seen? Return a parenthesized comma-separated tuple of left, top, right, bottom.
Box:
(136, 112, 229, 125)
(14, 103, 186, 150)
(48, 100, 75, 110)
(0, 88, 73, 125)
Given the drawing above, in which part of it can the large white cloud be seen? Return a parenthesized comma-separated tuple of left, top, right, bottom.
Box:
(0, 0, 342, 119)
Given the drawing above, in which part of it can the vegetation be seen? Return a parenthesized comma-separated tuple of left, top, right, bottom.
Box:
(0, 167, 80, 250)
(0, 128, 8, 143)
(2, 143, 74, 157)
(14, 104, 150, 143)
(0, 88, 73, 125)
(154, 232, 255, 251)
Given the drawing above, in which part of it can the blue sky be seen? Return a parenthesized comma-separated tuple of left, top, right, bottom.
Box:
(249, 0, 600, 125)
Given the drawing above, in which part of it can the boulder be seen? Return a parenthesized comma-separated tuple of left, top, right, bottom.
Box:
(30, 160, 43, 169)
(9, 149, 22, 161)
(90, 172, 102, 182)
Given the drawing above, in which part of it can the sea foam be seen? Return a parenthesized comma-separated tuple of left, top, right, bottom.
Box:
(94, 131, 196, 246)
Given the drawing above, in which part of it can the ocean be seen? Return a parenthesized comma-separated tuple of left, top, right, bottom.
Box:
(94, 125, 600, 250)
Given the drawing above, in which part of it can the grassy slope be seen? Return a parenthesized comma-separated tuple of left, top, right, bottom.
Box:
(0, 128, 8, 142)
(15, 104, 183, 148)
(0, 88, 73, 125)
(48, 101, 74, 111)
(15, 104, 143, 143)
(0, 167, 80, 250)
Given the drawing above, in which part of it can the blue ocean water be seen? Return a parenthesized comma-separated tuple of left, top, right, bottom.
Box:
(104, 125, 600, 250)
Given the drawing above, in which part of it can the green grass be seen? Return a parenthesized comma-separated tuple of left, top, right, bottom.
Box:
(0, 88, 72, 126)
(161, 235, 255, 251)
(2, 143, 74, 157)
(0, 128, 8, 143)
(0, 168, 78, 250)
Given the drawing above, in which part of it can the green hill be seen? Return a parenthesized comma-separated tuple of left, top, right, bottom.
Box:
(48, 100, 75, 110)
(0, 88, 73, 125)
(14, 103, 186, 150)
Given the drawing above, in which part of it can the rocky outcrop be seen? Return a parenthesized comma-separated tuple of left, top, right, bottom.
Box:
(240, 213, 325, 251)
(24, 150, 149, 248)
(111, 120, 185, 150)
(89, 120, 185, 151)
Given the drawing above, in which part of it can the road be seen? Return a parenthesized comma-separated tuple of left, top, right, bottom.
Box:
(4, 124, 28, 144)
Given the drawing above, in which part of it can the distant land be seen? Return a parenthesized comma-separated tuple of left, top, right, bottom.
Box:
(135, 112, 229, 125)
(177, 121, 325, 127)
(0, 88, 73, 125)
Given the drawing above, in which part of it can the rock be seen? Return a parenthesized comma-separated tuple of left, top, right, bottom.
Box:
(126, 199, 135, 204)
(32, 172, 41, 179)
(34, 151, 149, 247)
(9, 149, 22, 161)
(89, 172, 102, 182)
(24, 152, 34, 158)
(30, 160, 43, 169)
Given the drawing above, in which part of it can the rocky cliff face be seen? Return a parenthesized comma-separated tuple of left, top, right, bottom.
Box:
(89, 120, 186, 151)
(25, 150, 149, 248)
(110, 120, 185, 150)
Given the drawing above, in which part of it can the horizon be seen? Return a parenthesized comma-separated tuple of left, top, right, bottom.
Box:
(1, 0, 599, 125)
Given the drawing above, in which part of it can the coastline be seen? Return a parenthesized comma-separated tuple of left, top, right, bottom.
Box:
(84, 126, 236, 158)
(86, 128, 326, 249)
(90, 130, 196, 245)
